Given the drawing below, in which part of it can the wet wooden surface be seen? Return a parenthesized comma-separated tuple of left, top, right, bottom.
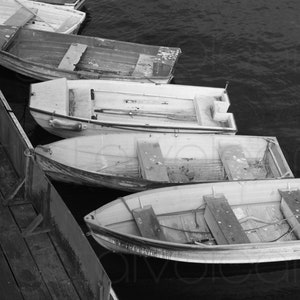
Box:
(0, 143, 87, 300)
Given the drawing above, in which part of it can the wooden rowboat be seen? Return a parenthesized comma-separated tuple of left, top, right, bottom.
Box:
(35, 133, 293, 192)
(84, 178, 300, 264)
(32, 0, 86, 10)
(29, 78, 236, 137)
(0, 0, 86, 34)
(0, 25, 181, 82)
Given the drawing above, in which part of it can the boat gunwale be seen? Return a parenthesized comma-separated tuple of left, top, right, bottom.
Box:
(29, 107, 237, 132)
(86, 219, 300, 252)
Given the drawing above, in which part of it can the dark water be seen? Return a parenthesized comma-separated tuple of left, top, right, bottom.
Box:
(1, 0, 300, 299)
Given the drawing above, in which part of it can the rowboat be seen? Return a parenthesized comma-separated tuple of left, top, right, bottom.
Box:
(29, 78, 236, 138)
(32, 0, 86, 10)
(0, 0, 86, 34)
(84, 178, 300, 264)
(35, 133, 293, 192)
(0, 25, 181, 82)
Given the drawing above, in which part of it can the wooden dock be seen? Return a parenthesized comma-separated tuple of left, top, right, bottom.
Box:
(0, 90, 117, 300)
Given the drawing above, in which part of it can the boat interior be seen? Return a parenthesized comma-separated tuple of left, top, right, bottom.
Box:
(1, 26, 176, 77)
(46, 133, 290, 184)
(96, 186, 300, 246)
(0, 0, 84, 33)
(96, 142, 286, 183)
(36, 79, 234, 131)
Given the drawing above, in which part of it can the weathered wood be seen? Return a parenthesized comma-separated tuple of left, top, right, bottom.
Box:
(0, 25, 180, 83)
(0, 205, 51, 299)
(137, 140, 170, 182)
(0, 248, 23, 300)
(22, 213, 50, 237)
(132, 205, 166, 240)
(204, 194, 250, 245)
(58, 43, 87, 71)
(10, 204, 81, 300)
(2, 178, 25, 206)
(132, 54, 155, 76)
(1, 89, 115, 299)
(219, 144, 255, 180)
(280, 189, 300, 239)
(69, 88, 93, 118)
(4, 7, 36, 27)
(0, 145, 19, 197)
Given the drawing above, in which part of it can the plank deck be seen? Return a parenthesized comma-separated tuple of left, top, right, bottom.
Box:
(219, 144, 255, 180)
(4, 7, 36, 27)
(204, 194, 250, 245)
(0, 143, 86, 299)
(280, 189, 300, 239)
(58, 43, 87, 71)
(132, 205, 166, 240)
(137, 140, 170, 182)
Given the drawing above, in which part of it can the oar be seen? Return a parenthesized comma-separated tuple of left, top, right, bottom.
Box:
(14, 0, 56, 31)
(94, 108, 195, 121)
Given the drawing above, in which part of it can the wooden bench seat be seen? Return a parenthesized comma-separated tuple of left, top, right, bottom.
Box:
(69, 88, 93, 118)
(204, 194, 250, 245)
(132, 205, 166, 240)
(280, 189, 300, 239)
(4, 7, 37, 27)
(137, 140, 170, 182)
(219, 144, 255, 180)
(132, 54, 155, 77)
(58, 43, 87, 71)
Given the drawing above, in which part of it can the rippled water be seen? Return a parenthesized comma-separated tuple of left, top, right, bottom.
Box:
(1, 0, 300, 299)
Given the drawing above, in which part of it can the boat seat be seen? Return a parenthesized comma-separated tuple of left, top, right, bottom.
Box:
(132, 54, 155, 77)
(58, 43, 87, 71)
(204, 194, 250, 245)
(4, 7, 37, 27)
(218, 143, 255, 180)
(136, 140, 170, 182)
(280, 189, 300, 239)
(132, 205, 167, 240)
(69, 88, 93, 118)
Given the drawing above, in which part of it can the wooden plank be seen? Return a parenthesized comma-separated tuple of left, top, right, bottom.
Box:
(0, 145, 19, 197)
(132, 205, 166, 240)
(0, 205, 51, 299)
(204, 194, 250, 245)
(219, 144, 255, 180)
(4, 7, 37, 27)
(132, 54, 155, 77)
(280, 189, 300, 239)
(58, 43, 87, 71)
(28, 162, 112, 300)
(0, 248, 23, 300)
(10, 204, 81, 300)
(137, 140, 170, 182)
(0, 26, 20, 50)
(69, 88, 93, 118)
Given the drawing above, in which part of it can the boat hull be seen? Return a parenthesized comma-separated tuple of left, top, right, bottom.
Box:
(33, 0, 86, 10)
(0, 26, 181, 82)
(0, 0, 86, 34)
(35, 153, 160, 191)
(31, 109, 236, 138)
(85, 179, 300, 264)
(89, 226, 300, 264)
(0, 53, 172, 83)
